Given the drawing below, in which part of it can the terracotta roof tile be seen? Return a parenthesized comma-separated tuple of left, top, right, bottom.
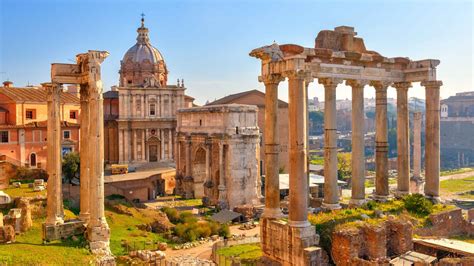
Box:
(206, 89, 288, 108)
(0, 86, 79, 104)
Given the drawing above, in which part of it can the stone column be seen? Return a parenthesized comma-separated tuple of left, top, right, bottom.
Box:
(144, 95, 148, 117)
(395, 82, 412, 196)
(79, 85, 90, 222)
(79, 51, 111, 255)
(160, 95, 164, 117)
(261, 74, 284, 219)
(346, 79, 367, 206)
(287, 70, 310, 226)
(124, 130, 130, 162)
(169, 94, 173, 117)
(169, 129, 173, 160)
(319, 77, 342, 209)
(161, 129, 165, 160)
(133, 129, 137, 162)
(413, 112, 422, 179)
(141, 129, 146, 161)
(372, 81, 391, 201)
(218, 143, 227, 209)
(45, 82, 64, 225)
(185, 137, 192, 177)
(422, 80, 442, 200)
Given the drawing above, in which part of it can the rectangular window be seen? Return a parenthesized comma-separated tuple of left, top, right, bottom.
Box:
(69, 110, 78, 119)
(0, 131, 8, 143)
(149, 103, 156, 116)
(26, 109, 36, 119)
(63, 130, 70, 139)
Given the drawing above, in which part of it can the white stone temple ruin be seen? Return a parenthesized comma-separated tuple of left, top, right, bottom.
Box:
(43, 50, 112, 257)
(175, 104, 261, 210)
(250, 26, 442, 264)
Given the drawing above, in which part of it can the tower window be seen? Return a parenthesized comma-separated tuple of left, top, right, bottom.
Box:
(149, 103, 156, 116)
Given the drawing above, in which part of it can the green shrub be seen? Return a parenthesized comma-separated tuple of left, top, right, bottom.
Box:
(219, 223, 230, 238)
(106, 194, 126, 200)
(15, 167, 48, 181)
(162, 207, 180, 224)
(402, 194, 433, 216)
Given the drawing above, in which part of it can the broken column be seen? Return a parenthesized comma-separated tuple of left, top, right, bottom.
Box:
(261, 74, 284, 218)
(45, 82, 64, 225)
(320, 77, 342, 209)
(347, 79, 367, 206)
(372, 81, 390, 201)
(395, 82, 411, 196)
(422, 80, 442, 201)
(77, 51, 112, 255)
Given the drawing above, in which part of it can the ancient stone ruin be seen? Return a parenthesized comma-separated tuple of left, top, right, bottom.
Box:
(43, 51, 112, 257)
(250, 25, 442, 264)
(175, 104, 261, 210)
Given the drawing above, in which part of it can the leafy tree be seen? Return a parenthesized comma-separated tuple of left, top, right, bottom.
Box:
(62, 152, 80, 183)
(337, 152, 352, 182)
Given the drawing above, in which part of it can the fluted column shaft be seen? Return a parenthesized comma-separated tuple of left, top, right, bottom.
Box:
(288, 71, 310, 226)
(347, 80, 366, 205)
(373, 81, 390, 200)
(45, 83, 64, 225)
(395, 82, 412, 195)
(261, 74, 284, 218)
(320, 78, 342, 209)
(79, 85, 90, 222)
(423, 80, 442, 199)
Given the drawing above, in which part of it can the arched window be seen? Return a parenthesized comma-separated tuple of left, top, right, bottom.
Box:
(30, 153, 37, 167)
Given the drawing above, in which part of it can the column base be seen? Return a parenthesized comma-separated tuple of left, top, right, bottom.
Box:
(425, 195, 441, 204)
(394, 190, 410, 199)
(78, 213, 90, 224)
(261, 207, 283, 219)
(45, 216, 64, 226)
(349, 198, 367, 207)
(373, 194, 391, 202)
(87, 222, 111, 256)
(322, 202, 342, 210)
(288, 220, 311, 228)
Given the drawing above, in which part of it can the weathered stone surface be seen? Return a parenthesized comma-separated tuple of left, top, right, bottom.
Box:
(416, 208, 472, 237)
(0, 225, 15, 243)
(332, 227, 363, 265)
(42, 220, 86, 242)
(17, 198, 33, 232)
(386, 218, 413, 256)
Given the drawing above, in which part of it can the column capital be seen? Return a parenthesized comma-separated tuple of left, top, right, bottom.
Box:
(421, 80, 443, 89)
(393, 82, 412, 91)
(259, 74, 284, 85)
(44, 83, 62, 101)
(318, 77, 343, 88)
(283, 69, 310, 80)
(345, 79, 369, 89)
(370, 80, 392, 91)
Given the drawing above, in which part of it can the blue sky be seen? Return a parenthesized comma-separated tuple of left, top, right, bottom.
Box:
(0, 0, 472, 105)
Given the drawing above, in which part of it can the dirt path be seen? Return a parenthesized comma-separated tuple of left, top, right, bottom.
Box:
(165, 224, 261, 260)
(440, 170, 474, 181)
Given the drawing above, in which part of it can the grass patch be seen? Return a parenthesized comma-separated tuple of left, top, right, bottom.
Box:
(441, 168, 474, 176)
(217, 243, 262, 261)
(450, 235, 474, 244)
(440, 176, 474, 199)
(3, 183, 47, 198)
(310, 155, 324, 165)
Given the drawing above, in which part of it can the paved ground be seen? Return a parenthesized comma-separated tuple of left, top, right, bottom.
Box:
(440, 170, 474, 181)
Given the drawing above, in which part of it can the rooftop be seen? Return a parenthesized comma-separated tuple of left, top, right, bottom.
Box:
(0, 86, 79, 104)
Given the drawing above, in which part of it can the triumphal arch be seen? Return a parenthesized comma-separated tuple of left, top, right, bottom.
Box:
(250, 26, 442, 264)
(43, 50, 112, 257)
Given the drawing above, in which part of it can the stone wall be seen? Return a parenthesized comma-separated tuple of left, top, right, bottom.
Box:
(0, 161, 16, 189)
(415, 208, 473, 237)
(42, 220, 86, 242)
(331, 218, 413, 265)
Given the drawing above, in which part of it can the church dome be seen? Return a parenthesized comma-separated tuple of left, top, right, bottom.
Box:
(122, 19, 165, 64)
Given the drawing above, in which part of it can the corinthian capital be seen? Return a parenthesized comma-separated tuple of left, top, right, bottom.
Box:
(318, 77, 343, 88)
(259, 74, 284, 85)
(421, 80, 442, 89)
(393, 82, 412, 91)
(345, 79, 369, 89)
(370, 80, 392, 91)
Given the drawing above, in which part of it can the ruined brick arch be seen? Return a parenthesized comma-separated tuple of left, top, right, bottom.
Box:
(192, 147, 206, 183)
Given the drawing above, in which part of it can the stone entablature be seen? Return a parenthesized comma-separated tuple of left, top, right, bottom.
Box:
(175, 104, 261, 210)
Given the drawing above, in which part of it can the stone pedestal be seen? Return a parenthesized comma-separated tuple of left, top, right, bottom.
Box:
(261, 218, 321, 265)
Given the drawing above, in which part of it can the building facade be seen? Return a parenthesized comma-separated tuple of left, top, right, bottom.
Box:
(111, 18, 194, 165)
(175, 104, 261, 209)
(0, 81, 80, 169)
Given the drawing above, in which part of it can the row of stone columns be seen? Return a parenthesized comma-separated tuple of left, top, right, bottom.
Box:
(119, 128, 174, 163)
(261, 73, 442, 220)
(120, 93, 183, 118)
